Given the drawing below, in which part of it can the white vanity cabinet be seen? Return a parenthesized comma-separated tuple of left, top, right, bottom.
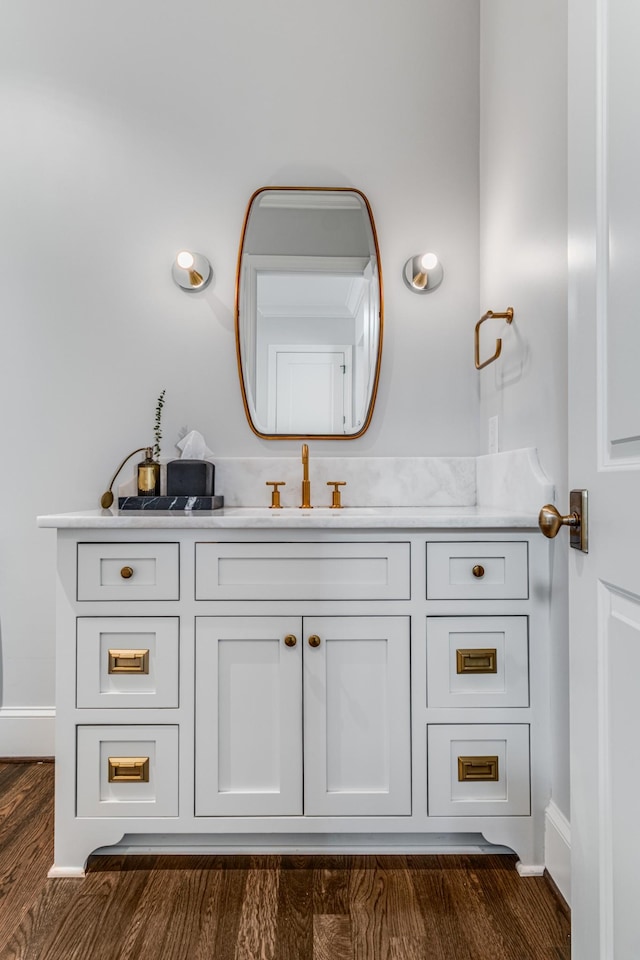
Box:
(194, 615, 411, 818)
(40, 513, 551, 877)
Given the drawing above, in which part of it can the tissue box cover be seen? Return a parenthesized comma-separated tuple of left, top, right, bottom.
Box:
(166, 459, 215, 496)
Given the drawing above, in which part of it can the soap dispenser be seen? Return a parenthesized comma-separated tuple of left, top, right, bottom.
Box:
(137, 447, 160, 497)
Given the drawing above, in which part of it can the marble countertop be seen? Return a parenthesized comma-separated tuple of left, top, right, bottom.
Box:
(37, 506, 540, 530)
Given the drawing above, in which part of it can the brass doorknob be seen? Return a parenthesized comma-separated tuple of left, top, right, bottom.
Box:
(284, 634, 297, 647)
(308, 635, 321, 648)
(120, 566, 134, 579)
(472, 564, 485, 579)
(538, 504, 580, 539)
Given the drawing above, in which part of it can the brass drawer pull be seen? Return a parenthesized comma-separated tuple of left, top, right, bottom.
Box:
(456, 648, 497, 675)
(120, 566, 134, 580)
(108, 757, 150, 783)
(472, 564, 485, 579)
(308, 635, 321, 648)
(284, 634, 297, 647)
(458, 756, 499, 782)
(108, 649, 150, 674)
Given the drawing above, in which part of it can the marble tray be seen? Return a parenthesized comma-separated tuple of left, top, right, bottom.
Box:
(118, 495, 224, 511)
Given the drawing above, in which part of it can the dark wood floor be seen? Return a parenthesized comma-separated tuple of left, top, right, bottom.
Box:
(0, 761, 570, 959)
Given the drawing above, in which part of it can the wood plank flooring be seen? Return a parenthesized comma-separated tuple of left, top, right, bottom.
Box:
(0, 762, 571, 959)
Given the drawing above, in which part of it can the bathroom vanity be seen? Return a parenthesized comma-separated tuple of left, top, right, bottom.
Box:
(39, 503, 551, 877)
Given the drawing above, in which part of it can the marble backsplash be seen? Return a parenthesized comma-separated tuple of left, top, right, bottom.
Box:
(119, 447, 553, 513)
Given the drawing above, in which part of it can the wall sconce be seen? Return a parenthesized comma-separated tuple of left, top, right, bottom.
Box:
(403, 252, 443, 293)
(172, 250, 213, 291)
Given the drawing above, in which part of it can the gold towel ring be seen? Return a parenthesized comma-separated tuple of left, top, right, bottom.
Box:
(475, 307, 514, 370)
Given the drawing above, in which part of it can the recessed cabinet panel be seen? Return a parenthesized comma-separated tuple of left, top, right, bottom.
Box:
(427, 724, 530, 817)
(76, 725, 179, 818)
(195, 617, 302, 816)
(195, 542, 410, 601)
(76, 617, 179, 708)
(77, 543, 179, 601)
(426, 542, 528, 600)
(303, 616, 411, 816)
(426, 616, 529, 707)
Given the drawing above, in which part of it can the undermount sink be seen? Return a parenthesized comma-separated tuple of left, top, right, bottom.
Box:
(224, 507, 382, 518)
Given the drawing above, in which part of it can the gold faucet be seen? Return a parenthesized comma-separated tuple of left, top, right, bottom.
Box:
(300, 443, 312, 508)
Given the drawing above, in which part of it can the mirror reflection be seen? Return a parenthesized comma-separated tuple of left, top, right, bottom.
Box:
(235, 187, 383, 438)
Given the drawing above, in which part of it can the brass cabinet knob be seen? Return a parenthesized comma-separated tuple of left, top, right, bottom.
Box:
(308, 634, 321, 648)
(284, 634, 297, 647)
(120, 566, 134, 579)
(538, 503, 580, 539)
(472, 564, 485, 579)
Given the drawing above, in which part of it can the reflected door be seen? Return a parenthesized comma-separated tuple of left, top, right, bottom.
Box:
(268, 345, 351, 434)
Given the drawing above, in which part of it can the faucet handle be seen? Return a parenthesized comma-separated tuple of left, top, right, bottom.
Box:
(266, 481, 286, 509)
(327, 481, 346, 509)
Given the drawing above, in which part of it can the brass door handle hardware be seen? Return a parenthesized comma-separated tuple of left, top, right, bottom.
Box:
(327, 481, 346, 509)
(266, 481, 286, 509)
(539, 490, 588, 553)
(108, 757, 150, 783)
(120, 566, 134, 579)
(475, 307, 514, 370)
(284, 634, 297, 647)
(538, 504, 579, 537)
(472, 564, 485, 579)
(108, 649, 150, 674)
(456, 648, 497, 675)
(308, 635, 321, 648)
(458, 756, 499, 782)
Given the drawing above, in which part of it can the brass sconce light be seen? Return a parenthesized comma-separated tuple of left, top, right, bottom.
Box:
(172, 250, 213, 291)
(403, 252, 443, 293)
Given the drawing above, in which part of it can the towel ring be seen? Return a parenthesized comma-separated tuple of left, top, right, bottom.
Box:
(475, 307, 514, 370)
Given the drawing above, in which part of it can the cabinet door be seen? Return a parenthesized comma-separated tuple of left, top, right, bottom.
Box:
(303, 616, 411, 816)
(195, 616, 302, 816)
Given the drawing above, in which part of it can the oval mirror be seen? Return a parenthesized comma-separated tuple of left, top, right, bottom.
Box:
(235, 187, 383, 439)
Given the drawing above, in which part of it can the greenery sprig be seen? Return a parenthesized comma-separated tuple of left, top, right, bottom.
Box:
(153, 389, 166, 460)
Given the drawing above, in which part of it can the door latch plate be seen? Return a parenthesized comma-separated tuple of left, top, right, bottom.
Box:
(570, 488, 588, 553)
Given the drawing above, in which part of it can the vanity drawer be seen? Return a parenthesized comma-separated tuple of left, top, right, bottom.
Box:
(77, 543, 179, 601)
(76, 725, 179, 818)
(426, 616, 529, 707)
(427, 723, 530, 817)
(426, 541, 528, 600)
(76, 617, 179, 708)
(195, 541, 411, 601)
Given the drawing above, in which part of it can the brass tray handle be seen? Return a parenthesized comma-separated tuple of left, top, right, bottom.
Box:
(475, 307, 514, 370)
(458, 756, 499, 782)
(108, 757, 150, 783)
(108, 649, 150, 674)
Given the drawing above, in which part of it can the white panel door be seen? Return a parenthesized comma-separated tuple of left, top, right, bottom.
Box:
(568, 2, 640, 956)
(195, 617, 302, 816)
(302, 616, 411, 816)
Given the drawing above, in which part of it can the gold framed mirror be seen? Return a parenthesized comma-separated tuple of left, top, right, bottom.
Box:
(235, 186, 383, 439)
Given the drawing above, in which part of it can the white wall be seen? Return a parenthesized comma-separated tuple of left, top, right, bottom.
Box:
(479, 0, 570, 831)
(0, 1, 480, 738)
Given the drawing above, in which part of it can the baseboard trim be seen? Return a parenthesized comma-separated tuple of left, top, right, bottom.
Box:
(0, 707, 55, 757)
(545, 800, 571, 906)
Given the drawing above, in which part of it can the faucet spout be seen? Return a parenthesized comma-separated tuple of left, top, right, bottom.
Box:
(300, 443, 312, 508)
